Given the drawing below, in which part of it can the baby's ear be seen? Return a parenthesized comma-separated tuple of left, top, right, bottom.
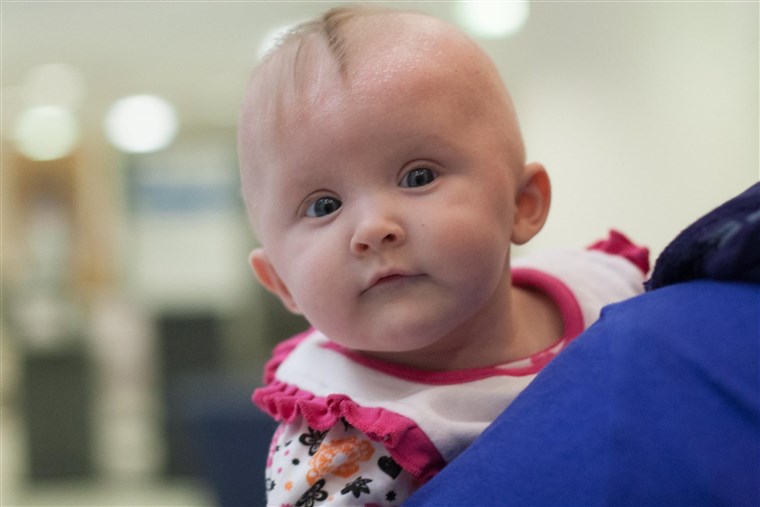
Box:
(511, 162, 551, 245)
(249, 248, 301, 314)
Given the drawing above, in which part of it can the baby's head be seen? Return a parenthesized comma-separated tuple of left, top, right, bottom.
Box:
(238, 6, 551, 363)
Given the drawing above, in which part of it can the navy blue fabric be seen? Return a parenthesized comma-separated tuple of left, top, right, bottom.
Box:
(646, 182, 760, 290)
(405, 280, 760, 506)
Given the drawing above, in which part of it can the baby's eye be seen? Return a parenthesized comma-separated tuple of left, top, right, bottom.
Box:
(306, 196, 342, 217)
(400, 167, 437, 188)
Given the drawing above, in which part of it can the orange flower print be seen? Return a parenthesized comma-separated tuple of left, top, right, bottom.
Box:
(305, 436, 375, 485)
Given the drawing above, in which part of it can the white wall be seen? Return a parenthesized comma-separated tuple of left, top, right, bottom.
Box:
(476, 1, 759, 259)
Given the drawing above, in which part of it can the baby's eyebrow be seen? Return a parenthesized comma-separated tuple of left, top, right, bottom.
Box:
(399, 134, 457, 161)
(281, 170, 333, 202)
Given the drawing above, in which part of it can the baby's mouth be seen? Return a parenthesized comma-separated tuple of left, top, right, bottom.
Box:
(375, 274, 407, 285)
(363, 271, 424, 294)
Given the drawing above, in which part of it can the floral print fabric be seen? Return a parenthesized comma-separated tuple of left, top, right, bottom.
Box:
(266, 417, 416, 506)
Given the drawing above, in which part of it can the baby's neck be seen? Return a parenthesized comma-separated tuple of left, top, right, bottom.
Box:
(358, 284, 563, 372)
(508, 285, 564, 359)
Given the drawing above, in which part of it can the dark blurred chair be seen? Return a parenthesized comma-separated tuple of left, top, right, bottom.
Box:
(181, 374, 278, 507)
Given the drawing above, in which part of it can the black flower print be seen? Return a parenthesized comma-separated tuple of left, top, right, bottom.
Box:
(292, 458, 301, 466)
(386, 490, 397, 502)
(299, 427, 328, 456)
(340, 476, 373, 498)
(295, 479, 329, 507)
(265, 478, 275, 492)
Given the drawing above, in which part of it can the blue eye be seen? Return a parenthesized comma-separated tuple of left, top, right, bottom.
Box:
(401, 167, 437, 188)
(306, 196, 342, 217)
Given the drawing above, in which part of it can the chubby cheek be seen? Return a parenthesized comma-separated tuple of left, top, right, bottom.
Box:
(423, 188, 512, 275)
(275, 240, 354, 329)
(440, 216, 509, 289)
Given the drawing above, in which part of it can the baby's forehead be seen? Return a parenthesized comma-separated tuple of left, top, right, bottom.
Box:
(239, 9, 522, 182)
(254, 15, 501, 125)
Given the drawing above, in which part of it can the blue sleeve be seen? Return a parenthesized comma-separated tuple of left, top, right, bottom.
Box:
(405, 280, 760, 507)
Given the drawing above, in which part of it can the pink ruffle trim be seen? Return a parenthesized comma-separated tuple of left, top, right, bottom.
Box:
(253, 380, 446, 482)
(588, 229, 650, 274)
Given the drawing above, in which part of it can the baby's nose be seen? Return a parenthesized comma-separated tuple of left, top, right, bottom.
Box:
(350, 215, 406, 255)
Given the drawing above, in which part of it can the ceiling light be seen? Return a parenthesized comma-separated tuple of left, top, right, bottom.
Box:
(103, 95, 178, 153)
(454, 1, 530, 39)
(13, 106, 79, 161)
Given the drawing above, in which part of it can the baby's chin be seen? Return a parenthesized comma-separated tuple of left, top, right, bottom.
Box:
(340, 320, 444, 350)
(339, 337, 441, 358)
(339, 331, 462, 370)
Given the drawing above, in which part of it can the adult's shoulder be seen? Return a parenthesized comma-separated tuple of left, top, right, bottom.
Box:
(405, 279, 760, 507)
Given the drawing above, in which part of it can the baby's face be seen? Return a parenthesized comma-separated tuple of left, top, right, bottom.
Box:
(247, 30, 526, 360)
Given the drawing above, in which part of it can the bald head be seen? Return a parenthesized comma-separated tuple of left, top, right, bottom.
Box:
(238, 7, 526, 230)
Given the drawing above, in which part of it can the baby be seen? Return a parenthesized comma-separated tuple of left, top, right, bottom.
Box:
(238, 6, 648, 506)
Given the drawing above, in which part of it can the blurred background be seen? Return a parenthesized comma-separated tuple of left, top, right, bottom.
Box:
(1, 1, 757, 506)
